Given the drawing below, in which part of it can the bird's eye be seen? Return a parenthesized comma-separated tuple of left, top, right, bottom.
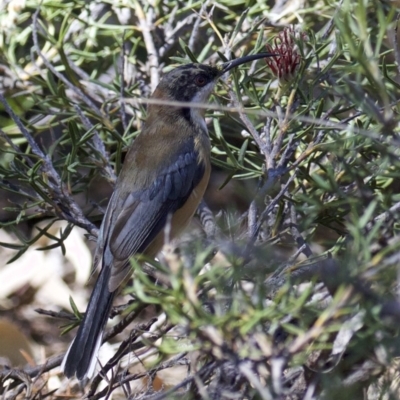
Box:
(194, 74, 208, 87)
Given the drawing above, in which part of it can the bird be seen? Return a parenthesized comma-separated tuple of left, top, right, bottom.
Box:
(62, 52, 274, 380)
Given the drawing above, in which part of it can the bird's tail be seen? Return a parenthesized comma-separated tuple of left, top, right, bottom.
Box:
(62, 265, 115, 380)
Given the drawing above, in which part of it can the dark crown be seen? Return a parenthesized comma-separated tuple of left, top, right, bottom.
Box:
(158, 63, 220, 102)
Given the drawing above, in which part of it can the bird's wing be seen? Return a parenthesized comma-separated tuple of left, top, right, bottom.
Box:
(104, 145, 206, 291)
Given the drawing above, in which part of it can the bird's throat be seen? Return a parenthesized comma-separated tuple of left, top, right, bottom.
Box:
(189, 106, 207, 133)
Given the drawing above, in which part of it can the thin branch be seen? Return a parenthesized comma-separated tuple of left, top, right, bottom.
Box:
(135, 1, 159, 91)
(321, 0, 344, 40)
(119, 36, 129, 133)
(0, 306, 155, 385)
(0, 128, 35, 168)
(270, 89, 297, 165)
(239, 361, 274, 400)
(73, 104, 117, 184)
(252, 170, 297, 241)
(368, 200, 400, 227)
(0, 93, 98, 235)
(91, 354, 188, 400)
(32, 9, 103, 118)
(228, 89, 270, 167)
(247, 199, 258, 240)
(159, 9, 196, 58)
(394, 13, 400, 76)
(188, 1, 209, 51)
(88, 317, 160, 397)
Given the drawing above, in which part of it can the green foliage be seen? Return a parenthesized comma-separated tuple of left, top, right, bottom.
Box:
(1, 0, 400, 398)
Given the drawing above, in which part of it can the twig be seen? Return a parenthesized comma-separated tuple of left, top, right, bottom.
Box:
(0, 354, 64, 380)
(32, 9, 103, 118)
(320, 0, 344, 40)
(188, 1, 209, 51)
(252, 170, 297, 241)
(0, 128, 35, 168)
(247, 199, 258, 240)
(35, 308, 77, 321)
(130, 96, 400, 148)
(342, 360, 382, 387)
(73, 104, 117, 184)
(395, 13, 400, 76)
(239, 361, 274, 400)
(270, 88, 297, 165)
(277, 133, 296, 169)
(119, 36, 129, 133)
(228, 89, 270, 166)
(135, 1, 159, 92)
(261, 119, 273, 168)
(0, 94, 46, 161)
(92, 354, 188, 400)
(0, 306, 154, 384)
(66, 54, 90, 81)
(368, 200, 400, 229)
(158, 13, 195, 59)
(88, 317, 159, 397)
(0, 93, 98, 236)
(103, 305, 149, 342)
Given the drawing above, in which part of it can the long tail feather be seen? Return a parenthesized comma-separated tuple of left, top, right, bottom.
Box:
(62, 266, 115, 380)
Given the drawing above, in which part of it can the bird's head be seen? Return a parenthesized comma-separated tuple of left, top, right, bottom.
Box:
(155, 53, 274, 104)
(149, 53, 274, 127)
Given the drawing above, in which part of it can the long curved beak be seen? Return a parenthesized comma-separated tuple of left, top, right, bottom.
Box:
(220, 52, 276, 74)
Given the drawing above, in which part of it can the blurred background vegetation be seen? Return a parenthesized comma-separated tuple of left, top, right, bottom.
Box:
(1, 0, 400, 398)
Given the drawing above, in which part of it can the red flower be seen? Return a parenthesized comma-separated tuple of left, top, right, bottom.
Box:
(265, 26, 304, 82)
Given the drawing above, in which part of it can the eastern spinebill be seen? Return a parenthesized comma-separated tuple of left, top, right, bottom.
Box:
(62, 52, 274, 380)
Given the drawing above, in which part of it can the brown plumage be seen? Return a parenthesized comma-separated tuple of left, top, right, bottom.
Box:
(62, 53, 274, 380)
